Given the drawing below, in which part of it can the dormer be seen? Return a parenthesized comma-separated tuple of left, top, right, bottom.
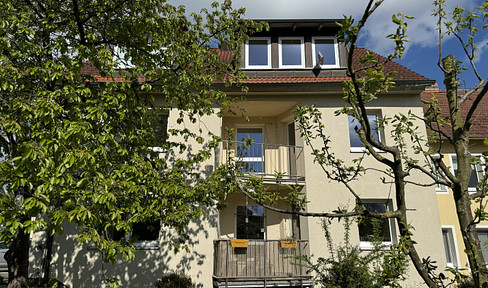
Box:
(241, 19, 346, 75)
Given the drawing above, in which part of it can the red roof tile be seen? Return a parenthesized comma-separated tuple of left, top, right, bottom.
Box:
(243, 77, 350, 83)
(421, 89, 488, 138)
(352, 48, 430, 82)
(80, 48, 431, 84)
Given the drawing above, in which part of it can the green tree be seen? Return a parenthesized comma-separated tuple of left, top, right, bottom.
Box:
(0, 1, 263, 287)
(237, 1, 488, 287)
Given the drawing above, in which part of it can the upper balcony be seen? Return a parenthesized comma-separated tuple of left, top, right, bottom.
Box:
(218, 140, 305, 184)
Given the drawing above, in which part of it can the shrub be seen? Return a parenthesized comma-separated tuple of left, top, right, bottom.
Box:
(307, 218, 408, 288)
(153, 273, 195, 288)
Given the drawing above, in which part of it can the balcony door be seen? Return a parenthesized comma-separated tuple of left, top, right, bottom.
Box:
(288, 122, 297, 177)
(236, 205, 265, 239)
(236, 128, 264, 173)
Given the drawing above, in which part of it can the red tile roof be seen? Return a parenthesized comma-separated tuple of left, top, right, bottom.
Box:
(243, 77, 350, 83)
(421, 89, 488, 138)
(352, 48, 430, 82)
(81, 48, 431, 84)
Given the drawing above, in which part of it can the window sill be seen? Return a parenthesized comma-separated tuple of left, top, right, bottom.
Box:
(87, 242, 160, 251)
(446, 263, 459, 269)
(244, 66, 272, 70)
(359, 242, 392, 251)
(350, 147, 384, 153)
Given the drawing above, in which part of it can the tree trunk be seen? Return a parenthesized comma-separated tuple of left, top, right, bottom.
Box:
(392, 156, 439, 288)
(5, 227, 30, 288)
(41, 233, 54, 285)
(443, 55, 488, 287)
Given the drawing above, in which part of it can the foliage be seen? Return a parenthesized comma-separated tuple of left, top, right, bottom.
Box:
(291, 0, 488, 287)
(0, 0, 265, 286)
(308, 218, 407, 288)
(153, 273, 194, 288)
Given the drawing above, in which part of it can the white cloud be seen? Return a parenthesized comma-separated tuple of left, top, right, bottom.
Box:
(170, 0, 482, 57)
(473, 35, 488, 64)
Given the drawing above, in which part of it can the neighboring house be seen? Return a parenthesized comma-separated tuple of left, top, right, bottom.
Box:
(421, 88, 488, 273)
(28, 19, 447, 288)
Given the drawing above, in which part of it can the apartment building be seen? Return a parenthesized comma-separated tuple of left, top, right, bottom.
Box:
(422, 88, 488, 274)
(29, 19, 448, 288)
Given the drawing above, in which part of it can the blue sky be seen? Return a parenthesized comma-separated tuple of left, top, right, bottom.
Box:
(172, 0, 488, 89)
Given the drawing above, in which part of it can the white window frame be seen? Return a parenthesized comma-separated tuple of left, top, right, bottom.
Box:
(476, 225, 488, 266)
(312, 36, 340, 68)
(102, 220, 161, 250)
(236, 127, 265, 174)
(450, 154, 485, 193)
(430, 154, 449, 194)
(442, 225, 460, 268)
(278, 37, 305, 69)
(349, 112, 382, 153)
(245, 37, 271, 69)
(131, 220, 161, 249)
(358, 200, 395, 250)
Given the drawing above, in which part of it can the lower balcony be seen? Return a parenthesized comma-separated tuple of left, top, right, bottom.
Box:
(213, 239, 312, 288)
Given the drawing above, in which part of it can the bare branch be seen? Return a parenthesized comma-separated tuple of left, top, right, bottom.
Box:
(464, 82, 488, 129)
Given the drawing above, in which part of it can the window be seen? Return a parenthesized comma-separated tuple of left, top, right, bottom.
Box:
(430, 155, 448, 194)
(442, 226, 459, 267)
(148, 112, 168, 152)
(348, 113, 381, 152)
(312, 37, 339, 68)
(246, 38, 271, 69)
(152, 113, 168, 146)
(279, 37, 304, 68)
(451, 155, 484, 192)
(478, 229, 488, 265)
(110, 220, 161, 249)
(358, 201, 394, 250)
(236, 205, 265, 239)
(236, 128, 264, 173)
(113, 46, 133, 69)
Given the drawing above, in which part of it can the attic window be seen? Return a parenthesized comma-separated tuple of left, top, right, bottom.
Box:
(279, 37, 304, 68)
(246, 37, 271, 69)
(312, 37, 339, 68)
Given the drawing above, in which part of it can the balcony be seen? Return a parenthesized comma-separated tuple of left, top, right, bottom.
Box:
(213, 240, 312, 287)
(219, 140, 305, 184)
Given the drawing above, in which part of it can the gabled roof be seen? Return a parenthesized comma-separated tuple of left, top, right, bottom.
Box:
(352, 48, 430, 82)
(421, 89, 488, 138)
(81, 48, 431, 84)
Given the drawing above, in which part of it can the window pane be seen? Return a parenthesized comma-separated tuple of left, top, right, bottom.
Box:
(451, 156, 482, 189)
(237, 128, 264, 173)
(248, 40, 268, 66)
(281, 39, 302, 66)
(349, 114, 379, 148)
(442, 229, 453, 264)
(358, 202, 391, 242)
(152, 114, 168, 146)
(132, 220, 160, 241)
(236, 206, 265, 239)
(478, 230, 488, 263)
(315, 39, 336, 65)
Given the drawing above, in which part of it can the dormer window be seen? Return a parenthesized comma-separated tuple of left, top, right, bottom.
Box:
(279, 37, 305, 68)
(246, 37, 271, 69)
(312, 37, 339, 68)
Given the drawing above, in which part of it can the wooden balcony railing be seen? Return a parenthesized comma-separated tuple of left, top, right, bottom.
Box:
(219, 141, 305, 183)
(213, 239, 310, 282)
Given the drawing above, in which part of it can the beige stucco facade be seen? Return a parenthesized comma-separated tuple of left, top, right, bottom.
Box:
(26, 19, 451, 288)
